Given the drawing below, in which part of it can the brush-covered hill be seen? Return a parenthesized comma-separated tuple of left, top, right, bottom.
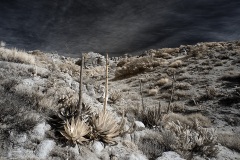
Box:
(0, 41, 240, 159)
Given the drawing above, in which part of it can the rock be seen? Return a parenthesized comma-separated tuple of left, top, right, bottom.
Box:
(69, 145, 80, 156)
(79, 146, 100, 160)
(35, 139, 55, 159)
(126, 152, 148, 160)
(214, 144, 240, 160)
(92, 141, 104, 155)
(9, 131, 27, 144)
(134, 121, 145, 130)
(31, 122, 51, 140)
(122, 133, 132, 142)
(8, 147, 36, 159)
(99, 151, 110, 160)
(156, 151, 184, 160)
(131, 130, 147, 144)
(87, 84, 96, 97)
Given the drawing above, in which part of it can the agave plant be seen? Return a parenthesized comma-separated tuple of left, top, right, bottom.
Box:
(91, 110, 125, 145)
(60, 117, 91, 145)
(48, 106, 78, 131)
(141, 104, 163, 129)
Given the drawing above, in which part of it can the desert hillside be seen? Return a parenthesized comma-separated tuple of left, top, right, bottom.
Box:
(0, 41, 240, 160)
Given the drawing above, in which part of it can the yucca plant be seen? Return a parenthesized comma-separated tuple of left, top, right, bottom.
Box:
(90, 54, 126, 145)
(48, 106, 79, 131)
(91, 110, 125, 145)
(141, 102, 163, 129)
(60, 117, 91, 145)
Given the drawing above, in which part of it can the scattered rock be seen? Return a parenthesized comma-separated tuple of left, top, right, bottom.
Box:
(134, 121, 145, 130)
(156, 151, 184, 160)
(31, 122, 51, 140)
(35, 139, 55, 159)
(91, 141, 104, 155)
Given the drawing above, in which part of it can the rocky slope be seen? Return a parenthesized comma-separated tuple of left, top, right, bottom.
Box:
(0, 41, 240, 160)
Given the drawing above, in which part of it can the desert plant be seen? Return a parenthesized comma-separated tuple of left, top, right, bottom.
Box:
(115, 57, 165, 78)
(141, 103, 163, 129)
(78, 54, 84, 115)
(91, 110, 125, 145)
(90, 54, 132, 145)
(217, 133, 240, 152)
(109, 90, 122, 104)
(0, 47, 35, 64)
(48, 106, 79, 133)
(148, 88, 158, 96)
(48, 102, 92, 131)
(162, 113, 211, 128)
(163, 120, 218, 159)
(60, 117, 91, 145)
(169, 60, 183, 68)
(157, 78, 169, 86)
(1, 78, 19, 92)
(138, 131, 164, 159)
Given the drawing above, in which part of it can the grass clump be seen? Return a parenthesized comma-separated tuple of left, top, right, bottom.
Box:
(0, 47, 35, 64)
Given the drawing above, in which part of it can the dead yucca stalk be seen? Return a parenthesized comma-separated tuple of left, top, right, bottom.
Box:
(78, 53, 85, 115)
(103, 53, 109, 113)
(91, 54, 129, 145)
(60, 117, 91, 145)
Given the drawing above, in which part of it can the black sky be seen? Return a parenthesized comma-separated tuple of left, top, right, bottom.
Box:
(0, 0, 240, 56)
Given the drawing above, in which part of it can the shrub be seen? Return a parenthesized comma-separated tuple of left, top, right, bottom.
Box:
(138, 130, 164, 159)
(162, 113, 212, 128)
(141, 105, 163, 129)
(163, 120, 218, 159)
(1, 78, 19, 92)
(115, 57, 166, 78)
(217, 133, 240, 152)
(109, 90, 123, 104)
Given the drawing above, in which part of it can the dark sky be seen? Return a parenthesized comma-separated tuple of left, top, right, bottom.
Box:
(0, 0, 240, 57)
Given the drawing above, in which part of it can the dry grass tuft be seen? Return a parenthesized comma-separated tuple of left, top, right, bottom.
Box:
(0, 48, 35, 64)
(220, 71, 240, 82)
(162, 113, 211, 128)
(148, 88, 158, 96)
(169, 60, 183, 68)
(109, 90, 123, 104)
(175, 82, 192, 90)
(217, 133, 240, 152)
(157, 78, 169, 86)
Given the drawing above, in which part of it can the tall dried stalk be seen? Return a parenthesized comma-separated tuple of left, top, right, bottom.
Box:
(103, 54, 108, 113)
(167, 72, 176, 113)
(78, 54, 85, 115)
(139, 79, 145, 113)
